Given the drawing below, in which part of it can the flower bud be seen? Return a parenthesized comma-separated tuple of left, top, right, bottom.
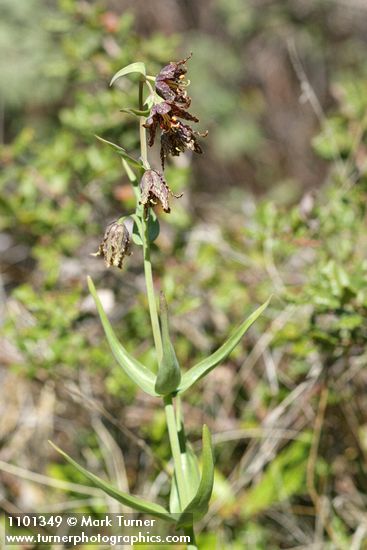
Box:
(92, 220, 131, 269)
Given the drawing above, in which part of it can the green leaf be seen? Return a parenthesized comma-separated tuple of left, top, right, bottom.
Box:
(312, 117, 353, 160)
(239, 436, 311, 518)
(322, 260, 353, 298)
(131, 213, 160, 245)
(121, 158, 138, 184)
(132, 222, 144, 246)
(87, 277, 158, 397)
(131, 213, 144, 246)
(177, 298, 270, 394)
(95, 135, 143, 170)
(177, 425, 214, 526)
(110, 62, 146, 86)
(49, 442, 173, 521)
(120, 107, 150, 117)
(170, 444, 200, 514)
(155, 293, 181, 395)
(147, 211, 160, 243)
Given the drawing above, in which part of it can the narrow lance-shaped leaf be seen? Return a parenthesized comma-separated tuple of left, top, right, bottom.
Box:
(177, 425, 214, 527)
(146, 211, 160, 244)
(49, 442, 174, 521)
(132, 211, 160, 247)
(170, 401, 201, 513)
(95, 135, 143, 170)
(177, 298, 270, 395)
(87, 277, 158, 397)
(122, 158, 138, 184)
(130, 212, 144, 246)
(120, 107, 150, 117)
(155, 293, 181, 395)
(170, 444, 200, 514)
(110, 62, 146, 87)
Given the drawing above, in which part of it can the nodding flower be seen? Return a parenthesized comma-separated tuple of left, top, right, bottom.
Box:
(160, 122, 207, 168)
(144, 101, 202, 167)
(145, 55, 207, 169)
(92, 221, 131, 269)
(155, 54, 192, 108)
(139, 169, 182, 217)
(144, 101, 198, 146)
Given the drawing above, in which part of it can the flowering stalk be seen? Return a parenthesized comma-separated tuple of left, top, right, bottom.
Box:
(138, 78, 163, 364)
(51, 55, 269, 549)
(138, 72, 196, 544)
(137, 77, 190, 526)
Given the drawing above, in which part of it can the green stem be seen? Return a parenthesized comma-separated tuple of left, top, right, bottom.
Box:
(137, 78, 193, 549)
(175, 395, 198, 548)
(138, 79, 163, 364)
(176, 395, 184, 429)
(143, 215, 163, 364)
(164, 395, 189, 510)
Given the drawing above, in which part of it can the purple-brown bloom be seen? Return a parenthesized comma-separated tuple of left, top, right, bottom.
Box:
(145, 55, 207, 168)
(155, 54, 192, 107)
(139, 169, 182, 216)
(92, 221, 131, 269)
(160, 122, 207, 168)
(144, 101, 198, 147)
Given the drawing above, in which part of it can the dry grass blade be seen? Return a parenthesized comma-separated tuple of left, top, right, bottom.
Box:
(0, 459, 102, 496)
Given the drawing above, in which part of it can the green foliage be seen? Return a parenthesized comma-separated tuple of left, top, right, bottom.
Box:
(1, 0, 178, 385)
(49, 442, 174, 520)
(4, 282, 102, 377)
(3, 1, 367, 547)
(177, 425, 214, 527)
(170, 443, 200, 514)
(240, 436, 311, 518)
(0, 0, 58, 107)
(88, 276, 158, 397)
(110, 61, 146, 86)
(178, 298, 270, 394)
(155, 294, 182, 395)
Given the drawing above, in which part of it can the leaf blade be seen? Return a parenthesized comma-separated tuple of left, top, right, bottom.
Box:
(169, 444, 200, 514)
(177, 425, 214, 526)
(120, 107, 150, 117)
(49, 442, 173, 521)
(88, 276, 158, 397)
(155, 293, 181, 395)
(121, 158, 138, 184)
(110, 62, 146, 86)
(177, 298, 270, 394)
(95, 135, 143, 170)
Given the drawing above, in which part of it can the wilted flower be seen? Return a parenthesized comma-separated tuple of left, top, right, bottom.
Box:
(144, 101, 206, 168)
(92, 221, 131, 269)
(139, 169, 182, 216)
(155, 54, 192, 107)
(145, 55, 207, 168)
(144, 101, 198, 147)
(160, 122, 207, 167)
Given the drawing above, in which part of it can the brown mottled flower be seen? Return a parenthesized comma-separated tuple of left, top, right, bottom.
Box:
(160, 122, 207, 168)
(145, 56, 207, 168)
(155, 54, 192, 107)
(144, 101, 206, 168)
(139, 169, 182, 216)
(144, 101, 198, 148)
(92, 221, 131, 269)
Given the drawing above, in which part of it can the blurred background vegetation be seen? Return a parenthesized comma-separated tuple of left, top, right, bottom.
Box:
(1, 0, 367, 548)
